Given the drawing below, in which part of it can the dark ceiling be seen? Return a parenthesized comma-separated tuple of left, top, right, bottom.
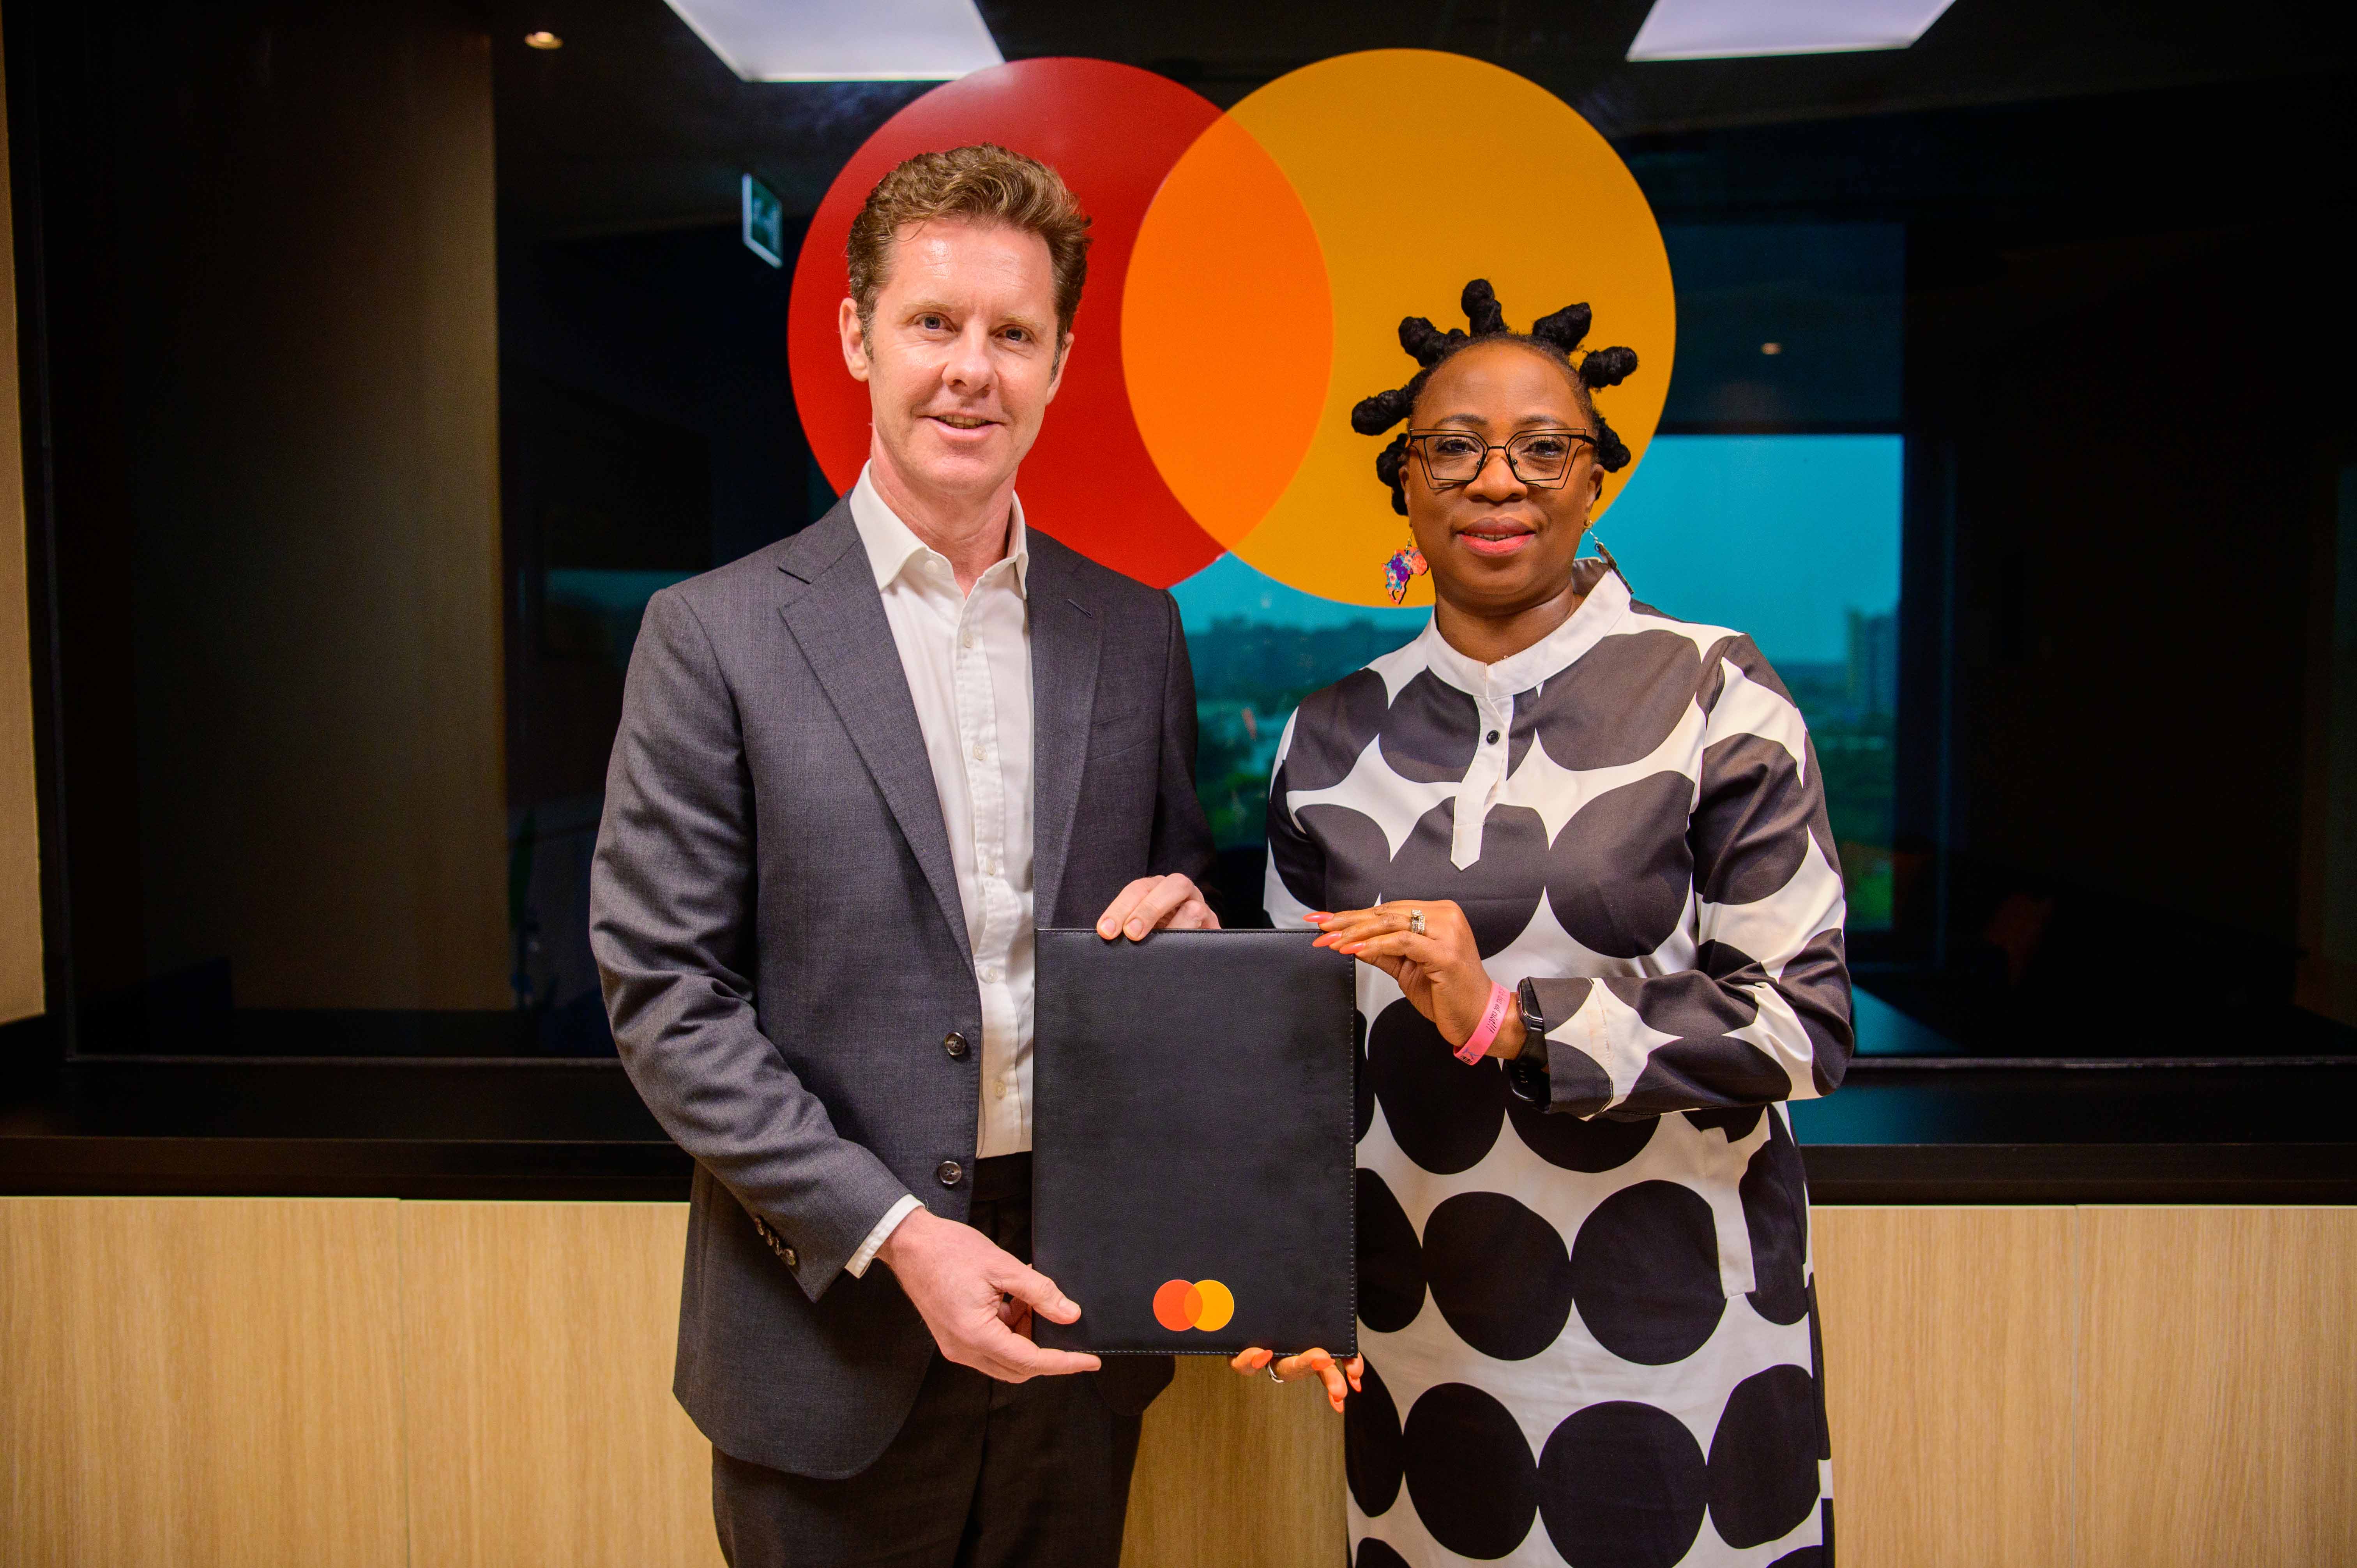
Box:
(490, 0, 2355, 238)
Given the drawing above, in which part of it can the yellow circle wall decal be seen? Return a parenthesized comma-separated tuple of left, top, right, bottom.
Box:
(1191, 1278, 1236, 1332)
(1125, 50, 1675, 607)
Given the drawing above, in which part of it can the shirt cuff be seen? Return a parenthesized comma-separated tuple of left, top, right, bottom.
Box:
(844, 1194, 923, 1279)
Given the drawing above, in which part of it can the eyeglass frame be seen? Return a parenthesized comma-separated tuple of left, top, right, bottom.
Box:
(1403, 427, 1598, 491)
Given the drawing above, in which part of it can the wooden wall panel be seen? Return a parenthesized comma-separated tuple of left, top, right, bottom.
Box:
(0, 20, 43, 1026)
(0, 1198, 408, 1568)
(1813, 1207, 2079, 1568)
(2077, 1206, 2357, 1568)
(398, 1201, 721, 1568)
(1122, 1356, 1346, 1568)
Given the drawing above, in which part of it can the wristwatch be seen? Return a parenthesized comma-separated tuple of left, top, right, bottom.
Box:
(1504, 979, 1550, 1104)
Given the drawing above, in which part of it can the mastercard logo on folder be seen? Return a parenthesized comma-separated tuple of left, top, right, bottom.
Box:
(1152, 1278, 1235, 1333)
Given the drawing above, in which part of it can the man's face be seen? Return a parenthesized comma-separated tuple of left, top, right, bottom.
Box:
(838, 218, 1068, 503)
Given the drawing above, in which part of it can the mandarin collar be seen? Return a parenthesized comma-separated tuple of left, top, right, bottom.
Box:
(1415, 557, 1629, 697)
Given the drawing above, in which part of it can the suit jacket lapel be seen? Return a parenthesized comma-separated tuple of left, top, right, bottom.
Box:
(776, 504, 971, 969)
(1027, 542, 1102, 928)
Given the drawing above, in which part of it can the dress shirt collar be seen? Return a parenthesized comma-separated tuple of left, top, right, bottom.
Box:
(1418, 556, 1631, 696)
(849, 463, 1029, 597)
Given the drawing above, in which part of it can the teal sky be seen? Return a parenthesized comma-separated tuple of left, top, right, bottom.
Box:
(1170, 433, 1903, 667)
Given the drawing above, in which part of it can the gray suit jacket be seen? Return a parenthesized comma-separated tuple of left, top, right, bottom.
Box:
(590, 499, 1214, 1479)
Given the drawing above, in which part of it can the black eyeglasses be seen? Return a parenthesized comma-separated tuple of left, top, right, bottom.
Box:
(1406, 428, 1595, 489)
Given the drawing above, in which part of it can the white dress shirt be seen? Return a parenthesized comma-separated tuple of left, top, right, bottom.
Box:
(842, 464, 1037, 1276)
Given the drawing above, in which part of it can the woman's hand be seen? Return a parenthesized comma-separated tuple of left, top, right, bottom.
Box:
(1228, 1346, 1364, 1413)
(1310, 900, 1527, 1059)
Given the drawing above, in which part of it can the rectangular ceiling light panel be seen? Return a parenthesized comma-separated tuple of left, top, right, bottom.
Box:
(1627, 0, 1960, 60)
(663, 0, 1003, 81)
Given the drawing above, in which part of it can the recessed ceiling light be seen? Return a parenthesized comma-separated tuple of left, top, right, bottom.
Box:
(1761, 341, 1783, 355)
(523, 30, 562, 50)
(661, 0, 1002, 82)
(1627, 0, 1960, 60)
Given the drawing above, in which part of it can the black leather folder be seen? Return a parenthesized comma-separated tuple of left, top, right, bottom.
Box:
(1032, 927, 1357, 1357)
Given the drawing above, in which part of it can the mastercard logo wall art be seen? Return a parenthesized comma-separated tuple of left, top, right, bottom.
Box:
(1152, 1278, 1236, 1333)
(786, 49, 1675, 609)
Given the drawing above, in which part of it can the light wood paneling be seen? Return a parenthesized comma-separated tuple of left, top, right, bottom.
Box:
(1123, 1356, 1346, 1568)
(1814, 1206, 2079, 1568)
(2077, 1206, 2357, 1568)
(0, 21, 43, 1026)
(0, 1198, 408, 1568)
(398, 1201, 721, 1568)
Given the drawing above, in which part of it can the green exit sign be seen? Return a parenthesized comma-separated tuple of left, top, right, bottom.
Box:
(742, 174, 784, 268)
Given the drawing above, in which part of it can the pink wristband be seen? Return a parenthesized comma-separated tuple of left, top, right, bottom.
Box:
(1454, 982, 1515, 1064)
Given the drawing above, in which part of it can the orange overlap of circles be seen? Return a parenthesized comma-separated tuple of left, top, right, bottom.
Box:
(788, 50, 1674, 605)
(1152, 1278, 1236, 1332)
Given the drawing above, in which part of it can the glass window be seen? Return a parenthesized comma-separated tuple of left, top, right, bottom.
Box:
(10, 0, 2351, 1061)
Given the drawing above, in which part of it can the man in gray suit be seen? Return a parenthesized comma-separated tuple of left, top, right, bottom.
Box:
(590, 144, 1218, 1568)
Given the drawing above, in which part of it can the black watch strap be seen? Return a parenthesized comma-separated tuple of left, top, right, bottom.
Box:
(1504, 980, 1550, 1103)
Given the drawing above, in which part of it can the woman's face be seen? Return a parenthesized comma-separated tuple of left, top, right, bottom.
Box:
(1403, 340, 1606, 616)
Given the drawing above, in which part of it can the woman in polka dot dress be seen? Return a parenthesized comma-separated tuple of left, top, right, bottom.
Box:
(1235, 283, 1852, 1567)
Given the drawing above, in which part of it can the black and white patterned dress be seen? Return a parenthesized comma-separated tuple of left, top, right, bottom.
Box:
(1263, 559, 1852, 1568)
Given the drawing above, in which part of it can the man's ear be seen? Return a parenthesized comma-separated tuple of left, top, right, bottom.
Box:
(1044, 330, 1074, 404)
(838, 297, 872, 383)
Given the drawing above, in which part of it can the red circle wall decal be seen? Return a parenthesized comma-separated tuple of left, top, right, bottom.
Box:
(786, 58, 1230, 588)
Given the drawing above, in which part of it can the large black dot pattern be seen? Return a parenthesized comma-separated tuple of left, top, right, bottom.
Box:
(1402, 1383, 1539, 1559)
(1525, 628, 1703, 772)
(1423, 1192, 1574, 1361)
(1277, 604, 1843, 1568)
(1386, 800, 1549, 956)
(1379, 669, 1481, 783)
(1690, 734, 1814, 906)
(1546, 772, 1695, 957)
(1353, 1008, 1373, 1143)
(1741, 1110, 1811, 1325)
(1569, 1181, 1727, 1365)
(1357, 1169, 1427, 1335)
(1345, 1359, 1403, 1517)
(1708, 1365, 1825, 1548)
(1507, 1091, 1655, 1171)
(1538, 1400, 1708, 1568)
(1368, 1000, 1504, 1174)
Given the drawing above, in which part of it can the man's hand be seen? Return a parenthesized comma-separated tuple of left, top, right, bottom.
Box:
(1095, 874, 1219, 941)
(875, 1208, 1101, 1382)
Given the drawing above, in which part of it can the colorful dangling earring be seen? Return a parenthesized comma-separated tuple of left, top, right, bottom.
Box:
(1383, 537, 1429, 604)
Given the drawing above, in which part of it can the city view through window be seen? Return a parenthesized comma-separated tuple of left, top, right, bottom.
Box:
(1178, 434, 1903, 926)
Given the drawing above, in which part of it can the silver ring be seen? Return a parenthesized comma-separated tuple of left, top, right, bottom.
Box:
(1408, 909, 1426, 936)
(1267, 1358, 1287, 1383)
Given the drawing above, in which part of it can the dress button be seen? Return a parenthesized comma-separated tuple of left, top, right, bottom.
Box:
(936, 1160, 964, 1188)
(943, 1031, 969, 1059)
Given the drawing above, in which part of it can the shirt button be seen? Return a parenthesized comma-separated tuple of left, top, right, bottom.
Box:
(972, 742, 986, 761)
(936, 1160, 964, 1188)
(943, 1031, 969, 1059)
(980, 965, 1001, 983)
(961, 631, 974, 649)
(992, 1080, 1007, 1099)
(1486, 729, 1500, 743)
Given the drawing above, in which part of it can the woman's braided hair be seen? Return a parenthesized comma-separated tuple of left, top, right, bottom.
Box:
(1351, 279, 1638, 516)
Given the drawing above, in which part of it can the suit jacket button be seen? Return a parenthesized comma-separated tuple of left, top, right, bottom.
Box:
(944, 1031, 969, 1059)
(781, 1247, 798, 1268)
(936, 1160, 964, 1188)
